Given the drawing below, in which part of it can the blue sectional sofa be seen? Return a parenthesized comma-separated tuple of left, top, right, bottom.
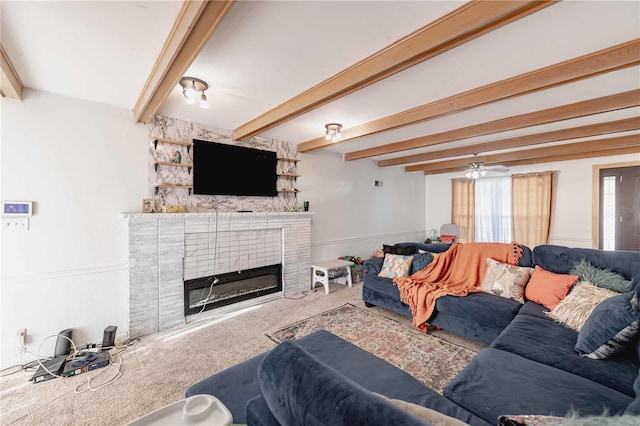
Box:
(362, 242, 534, 344)
(186, 244, 640, 424)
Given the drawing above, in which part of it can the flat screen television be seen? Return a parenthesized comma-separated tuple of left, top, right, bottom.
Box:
(193, 140, 278, 197)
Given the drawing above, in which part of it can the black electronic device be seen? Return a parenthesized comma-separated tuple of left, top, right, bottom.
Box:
(31, 356, 66, 383)
(54, 328, 73, 357)
(102, 325, 117, 349)
(193, 140, 277, 197)
(62, 351, 110, 377)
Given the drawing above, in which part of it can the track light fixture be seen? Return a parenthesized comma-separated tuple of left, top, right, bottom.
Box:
(324, 123, 342, 142)
(179, 77, 209, 109)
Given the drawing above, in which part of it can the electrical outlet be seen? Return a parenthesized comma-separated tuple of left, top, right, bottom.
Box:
(17, 328, 26, 350)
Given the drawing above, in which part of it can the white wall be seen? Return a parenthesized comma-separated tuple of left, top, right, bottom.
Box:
(0, 92, 427, 369)
(299, 150, 426, 261)
(424, 153, 640, 249)
(0, 90, 148, 368)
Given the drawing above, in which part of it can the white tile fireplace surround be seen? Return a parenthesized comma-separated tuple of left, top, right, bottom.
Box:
(123, 212, 312, 337)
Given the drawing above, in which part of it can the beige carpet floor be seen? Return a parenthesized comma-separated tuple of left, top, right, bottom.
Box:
(0, 283, 484, 425)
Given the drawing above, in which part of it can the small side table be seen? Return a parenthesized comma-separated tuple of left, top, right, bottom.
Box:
(310, 259, 354, 295)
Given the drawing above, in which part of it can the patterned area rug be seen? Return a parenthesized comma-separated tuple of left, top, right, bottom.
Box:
(266, 303, 478, 394)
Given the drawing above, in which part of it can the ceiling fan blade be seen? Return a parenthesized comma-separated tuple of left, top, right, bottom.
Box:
(486, 165, 510, 173)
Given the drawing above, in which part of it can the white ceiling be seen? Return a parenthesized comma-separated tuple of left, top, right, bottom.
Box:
(2, 1, 639, 169)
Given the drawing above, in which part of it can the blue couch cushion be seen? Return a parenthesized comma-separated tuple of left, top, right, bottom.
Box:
(532, 245, 640, 281)
(435, 293, 522, 329)
(516, 301, 550, 320)
(258, 340, 429, 426)
(429, 312, 499, 345)
(444, 348, 633, 422)
(575, 289, 640, 359)
(245, 395, 280, 426)
(491, 314, 639, 396)
(364, 273, 403, 300)
(625, 368, 640, 415)
(364, 257, 384, 275)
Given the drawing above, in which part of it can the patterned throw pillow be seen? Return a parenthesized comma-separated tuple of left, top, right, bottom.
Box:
(575, 289, 640, 359)
(378, 254, 414, 279)
(546, 282, 617, 331)
(410, 252, 434, 274)
(480, 258, 534, 303)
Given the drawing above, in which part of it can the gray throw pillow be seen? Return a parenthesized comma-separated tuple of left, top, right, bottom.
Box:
(570, 259, 632, 293)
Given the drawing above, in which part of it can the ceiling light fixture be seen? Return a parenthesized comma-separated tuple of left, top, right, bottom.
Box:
(179, 77, 209, 109)
(464, 153, 509, 179)
(324, 123, 343, 142)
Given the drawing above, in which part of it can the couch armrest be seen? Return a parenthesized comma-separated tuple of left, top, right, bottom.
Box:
(364, 257, 384, 275)
(258, 341, 429, 426)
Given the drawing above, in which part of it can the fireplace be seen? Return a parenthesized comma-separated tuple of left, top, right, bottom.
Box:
(183, 264, 282, 316)
(125, 212, 311, 337)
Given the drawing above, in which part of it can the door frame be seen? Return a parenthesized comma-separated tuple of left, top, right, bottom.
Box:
(592, 160, 640, 249)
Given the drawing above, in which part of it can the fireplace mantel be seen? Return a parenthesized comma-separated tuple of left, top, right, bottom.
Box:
(124, 212, 312, 337)
(121, 212, 314, 219)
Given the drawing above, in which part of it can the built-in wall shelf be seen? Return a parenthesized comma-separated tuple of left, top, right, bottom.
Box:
(277, 157, 300, 193)
(154, 183, 193, 195)
(154, 162, 193, 174)
(153, 138, 193, 153)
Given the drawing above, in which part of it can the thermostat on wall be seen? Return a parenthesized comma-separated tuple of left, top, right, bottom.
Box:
(2, 201, 33, 217)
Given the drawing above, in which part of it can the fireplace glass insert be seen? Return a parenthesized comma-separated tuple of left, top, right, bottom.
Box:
(184, 264, 282, 316)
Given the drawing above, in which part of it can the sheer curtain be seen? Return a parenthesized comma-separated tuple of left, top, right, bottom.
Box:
(474, 176, 512, 243)
(451, 178, 474, 243)
(512, 172, 554, 248)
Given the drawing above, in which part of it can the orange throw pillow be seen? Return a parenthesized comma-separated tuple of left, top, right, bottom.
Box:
(524, 265, 579, 310)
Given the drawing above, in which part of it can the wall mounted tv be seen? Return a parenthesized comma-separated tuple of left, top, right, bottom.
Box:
(193, 140, 278, 197)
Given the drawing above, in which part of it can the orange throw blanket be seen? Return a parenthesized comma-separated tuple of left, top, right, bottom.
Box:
(393, 242, 523, 331)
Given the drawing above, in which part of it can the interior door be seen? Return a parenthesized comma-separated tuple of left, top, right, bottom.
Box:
(619, 166, 640, 251)
(600, 166, 640, 251)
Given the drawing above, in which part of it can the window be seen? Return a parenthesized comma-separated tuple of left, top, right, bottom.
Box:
(474, 176, 512, 243)
(451, 171, 554, 247)
(601, 175, 616, 251)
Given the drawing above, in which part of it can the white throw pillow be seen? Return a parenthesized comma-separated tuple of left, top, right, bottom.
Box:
(546, 281, 617, 332)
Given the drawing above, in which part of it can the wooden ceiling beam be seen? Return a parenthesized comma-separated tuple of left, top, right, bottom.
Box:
(133, 0, 235, 124)
(405, 134, 640, 172)
(232, 0, 556, 141)
(346, 89, 640, 161)
(423, 146, 640, 175)
(302, 38, 640, 153)
(378, 117, 640, 167)
(0, 43, 24, 100)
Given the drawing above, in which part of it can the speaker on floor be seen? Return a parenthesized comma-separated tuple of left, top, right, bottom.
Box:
(54, 328, 73, 357)
(102, 325, 117, 349)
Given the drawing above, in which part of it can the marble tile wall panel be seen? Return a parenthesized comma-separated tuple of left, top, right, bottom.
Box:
(149, 116, 300, 213)
(128, 218, 159, 337)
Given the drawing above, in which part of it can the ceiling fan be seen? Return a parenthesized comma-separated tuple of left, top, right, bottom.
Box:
(464, 154, 510, 179)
